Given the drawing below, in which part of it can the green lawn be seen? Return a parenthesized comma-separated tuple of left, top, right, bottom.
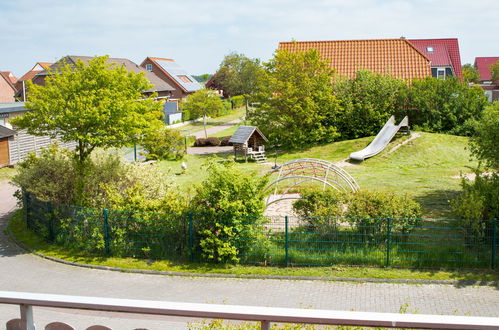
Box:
(176, 107, 245, 136)
(160, 132, 475, 218)
(0, 166, 17, 182)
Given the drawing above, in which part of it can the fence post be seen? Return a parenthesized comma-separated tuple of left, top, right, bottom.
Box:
(492, 218, 497, 270)
(46, 201, 54, 242)
(386, 217, 391, 267)
(103, 208, 110, 255)
(285, 216, 289, 267)
(188, 213, 194, 262)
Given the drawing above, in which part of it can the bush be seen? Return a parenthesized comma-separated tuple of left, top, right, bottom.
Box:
(191, 160, 269, 263)
(220, 136, 233, 146)
(469, 101, 499, 169)
(404, 77, 487, 136)
(451, 171, 499, 240)
(141, 128, 186, 160)
(194, 137, 221, 147)
(293, 189, 422, 239)
(230, 95, 245, 108)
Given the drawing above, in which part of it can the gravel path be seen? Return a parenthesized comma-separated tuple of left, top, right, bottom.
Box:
(1, 181, 498, 329)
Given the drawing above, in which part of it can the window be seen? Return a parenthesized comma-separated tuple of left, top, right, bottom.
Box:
(437, 68, 445, 80)
(177, 75, 192, 83)
(426, 46, 434, 53)
(145, 64, 153, 71)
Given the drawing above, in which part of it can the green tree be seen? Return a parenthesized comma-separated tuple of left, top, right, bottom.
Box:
(213, 52, 263, 108)
(462, 63, 480, 83)
(469, 101, 499, 169)
(490, 60, 499, 82)
(333, 70, 409, 139)
(405, 77, 488, 135)
(181, 89, 224, 138)
(252, 49, 341, 148)
(11, 55, 164, 165)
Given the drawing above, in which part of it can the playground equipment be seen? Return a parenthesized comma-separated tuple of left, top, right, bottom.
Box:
(349, 116, 409, 162)
(264, 158, 359, 206)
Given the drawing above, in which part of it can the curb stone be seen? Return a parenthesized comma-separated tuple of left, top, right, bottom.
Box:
(5, 219, 498, 287)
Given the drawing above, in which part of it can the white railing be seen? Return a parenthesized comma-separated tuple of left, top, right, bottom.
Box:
(1, 291, 498, 330)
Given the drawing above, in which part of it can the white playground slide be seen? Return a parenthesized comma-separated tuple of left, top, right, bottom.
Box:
(349, 116, 409, 162)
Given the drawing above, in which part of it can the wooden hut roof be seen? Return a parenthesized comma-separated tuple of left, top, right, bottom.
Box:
(229, 126, 268, 144)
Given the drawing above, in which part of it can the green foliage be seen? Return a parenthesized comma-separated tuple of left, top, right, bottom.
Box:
(194, 137, 221, 147)
(11, 55, 164, 164)
(490, 60, 499, 82)
(230, 95, 246, 108)
(141, 128, 186, 160)
(333, 70, 409, 139)
(12, 143, 76, 204)
(253, 49, 341, 148)
(451, 172, 498, 243)
(191, 160, 268, 262)
(181, 89, 224, 119)
(192, 74, 212, 83)
(404, 77, 487, 135)
(198, 223, 239, 263)
(462, 63, 481, 83)
(469, 101, 499, 169)
(213, 52, 263, 98)
(294, 189, 422, 238)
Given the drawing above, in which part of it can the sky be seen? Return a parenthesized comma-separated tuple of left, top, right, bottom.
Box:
(1, 0, 498, 77)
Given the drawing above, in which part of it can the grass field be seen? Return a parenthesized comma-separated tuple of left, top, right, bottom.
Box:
(176, 107, 245, 136)
(159, 132, 475, 218)
(0, 166, 17, 182)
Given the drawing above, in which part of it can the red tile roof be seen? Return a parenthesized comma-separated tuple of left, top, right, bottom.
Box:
(278, 38, 431, 82)
(1, 71, 17, 84)
(408, 39, 462, 79)
(474, 57, 499, 81)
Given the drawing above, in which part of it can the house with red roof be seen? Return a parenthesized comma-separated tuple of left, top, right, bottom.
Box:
(15, 62, 53, 101)
(0, 71, 17, 102)
(474, 57, 499, 102)
(278, 38, 431, 82)
(408, 38, 462, 80)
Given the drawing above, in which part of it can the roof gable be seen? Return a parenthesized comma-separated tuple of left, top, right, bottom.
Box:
(0, 72, 16, 92)
(278, 38, 431, 82)
(474, 57, 499, 81)
(408, 38, 462, 78)
(145, 57, 202, 93)
(229, 126, 268, 144)
(0, 124, 16, 138)
(38, 56, 174, 93)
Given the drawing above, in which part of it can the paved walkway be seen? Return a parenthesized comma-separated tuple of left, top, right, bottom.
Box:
(0, 181, 498, 329)
(187, 118, 241, 139)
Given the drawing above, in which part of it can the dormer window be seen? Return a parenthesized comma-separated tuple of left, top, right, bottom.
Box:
(426, 46, 434, 53)
(145, 64, 153, 71)
(177, 75, 192, 83)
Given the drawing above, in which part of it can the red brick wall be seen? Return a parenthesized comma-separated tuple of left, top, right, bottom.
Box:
(0, 77, 15, 102)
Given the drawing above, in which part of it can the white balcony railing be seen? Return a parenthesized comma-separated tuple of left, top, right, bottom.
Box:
(1, 290, 498, 330)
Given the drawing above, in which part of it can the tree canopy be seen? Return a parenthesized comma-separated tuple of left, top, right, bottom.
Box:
(11, 55, 164, 164)
(462, 63, 480, 83)
(491, 60, 499, 82)
(469, 101, 499, 169)
(181, 89, 224, 137)
(213, 53, 263, 98)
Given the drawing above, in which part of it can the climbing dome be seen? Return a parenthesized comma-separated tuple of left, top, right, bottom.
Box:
(264, 158, 359, 206)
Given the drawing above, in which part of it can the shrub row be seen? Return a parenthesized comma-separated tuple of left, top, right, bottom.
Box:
(193, 136, 233, 147)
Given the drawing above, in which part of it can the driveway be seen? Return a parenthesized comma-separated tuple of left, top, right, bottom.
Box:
(0, 180, 498, 329)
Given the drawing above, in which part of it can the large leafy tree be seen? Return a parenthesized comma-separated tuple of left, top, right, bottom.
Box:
(181, 89, 224, 138)
(469, 101, 499, 169)
(252, 49, 341, 148)
(12, 56, 164, 165)
(462, 63, 480, 83)
(213, 53, 263, 104)
(491, 60, 499, 82)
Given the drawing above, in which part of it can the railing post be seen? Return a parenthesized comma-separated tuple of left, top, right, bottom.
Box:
(285, 215, 289, 267)
(20, 304, 35, 330)
(46, 201, 54, 242)
(103, 208, 110, 255)
(188, 213, 194, 262)
(386, 217, 391, 267)
(492, 218, 497, 270)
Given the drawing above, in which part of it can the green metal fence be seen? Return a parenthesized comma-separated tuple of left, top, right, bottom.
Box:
(23, 192, 498, 269)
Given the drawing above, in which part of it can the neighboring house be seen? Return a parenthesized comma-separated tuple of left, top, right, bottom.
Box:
(0, 102, 76, 167)
(204, 72, 225, 96)
(31, 56, 175, 99)
(408, 38, 463, 80)
(278, 38, 431, 82)
(140, 57, 202, 100)
(15, 62, 53, 101)
(474, 57, 499, 102)
(0, 71, 17, 102)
